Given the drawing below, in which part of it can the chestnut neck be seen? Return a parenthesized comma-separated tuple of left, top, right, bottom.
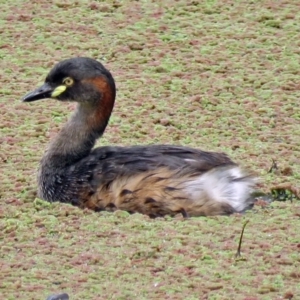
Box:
(41, 78, 115, 169)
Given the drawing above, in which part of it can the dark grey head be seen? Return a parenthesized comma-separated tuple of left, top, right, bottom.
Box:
(22, 57, 116, 104)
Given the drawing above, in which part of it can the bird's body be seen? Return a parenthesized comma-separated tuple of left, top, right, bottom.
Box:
(23, 57, 257, 217)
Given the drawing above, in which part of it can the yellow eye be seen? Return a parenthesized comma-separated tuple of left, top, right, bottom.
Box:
(63, 77, 74, 86)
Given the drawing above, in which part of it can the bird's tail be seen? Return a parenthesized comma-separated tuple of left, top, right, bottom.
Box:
(183, 166, 258, 216)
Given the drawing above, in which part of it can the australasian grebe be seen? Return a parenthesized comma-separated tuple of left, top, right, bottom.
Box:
(22, 57, 257, 217)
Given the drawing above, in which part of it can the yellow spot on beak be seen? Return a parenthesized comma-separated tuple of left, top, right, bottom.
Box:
(51, 85, 67, 98)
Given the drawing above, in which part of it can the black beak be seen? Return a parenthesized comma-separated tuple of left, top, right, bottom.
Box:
(22, 82, 53, 102)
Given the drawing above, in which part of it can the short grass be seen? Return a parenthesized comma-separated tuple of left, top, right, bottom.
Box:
(0, 0, 299, 299)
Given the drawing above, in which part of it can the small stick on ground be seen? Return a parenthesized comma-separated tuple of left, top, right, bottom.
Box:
(235, 220, 249, 258)
(268, 159, 278, 173)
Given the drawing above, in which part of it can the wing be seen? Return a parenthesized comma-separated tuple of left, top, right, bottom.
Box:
(74, 144, 234, 186)
(91, 144, 234, 171)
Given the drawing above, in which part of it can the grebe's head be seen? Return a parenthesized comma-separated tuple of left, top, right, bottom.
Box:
(22, 57, 116, 105)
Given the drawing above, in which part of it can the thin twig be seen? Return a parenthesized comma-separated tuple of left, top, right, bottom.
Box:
(235, 220, 249, 258)
(268, 159, 278, 173)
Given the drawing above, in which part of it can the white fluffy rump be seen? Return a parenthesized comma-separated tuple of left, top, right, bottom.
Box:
(184, 166, 257, 212)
